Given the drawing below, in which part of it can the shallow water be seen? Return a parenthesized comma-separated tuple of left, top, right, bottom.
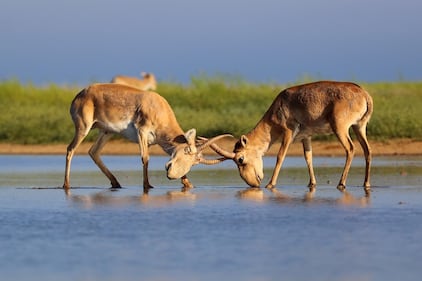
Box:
(0, 155, 422, 281)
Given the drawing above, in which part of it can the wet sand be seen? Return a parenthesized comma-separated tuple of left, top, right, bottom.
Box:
(0, 138, 420, 156)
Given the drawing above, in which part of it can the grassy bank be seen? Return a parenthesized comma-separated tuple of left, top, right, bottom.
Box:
(0, 77, 421, 144)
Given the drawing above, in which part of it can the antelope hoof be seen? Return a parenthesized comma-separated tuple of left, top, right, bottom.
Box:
(181, 185, 194, 193)
(265, 183, 275, 190)
(308, 182, 316, 190)
(337, 184, 346, 192)
(143, 184, 155, 194)
(111, 182, 122, 188)
(183, 182, 194, 189)
(364, 185, 371, 196)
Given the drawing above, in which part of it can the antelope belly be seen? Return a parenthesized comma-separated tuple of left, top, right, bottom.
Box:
(100, 120, 139, 143)
(294, 123, 332, 140)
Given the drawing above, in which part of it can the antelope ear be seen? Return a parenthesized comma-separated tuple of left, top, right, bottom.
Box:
(141, 72, 147, 77)
(185, 128, 197, 146)
(240, 135, 249, 147)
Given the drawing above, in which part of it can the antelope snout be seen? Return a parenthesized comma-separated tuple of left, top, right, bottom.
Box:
(165, 162, 173, 178)
(165, 161, 178, 180)
(165, 161, 172, 172)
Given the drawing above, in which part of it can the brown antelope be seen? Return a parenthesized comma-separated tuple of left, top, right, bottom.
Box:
(111, 72, 157, 91)
(208, 81, 373, 193)
(63, 83, 228, 194)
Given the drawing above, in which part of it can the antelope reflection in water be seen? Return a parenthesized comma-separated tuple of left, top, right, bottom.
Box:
(66, 189, 196, 209)
(237, 187, 370, 207)
(65, 187, 369, 208)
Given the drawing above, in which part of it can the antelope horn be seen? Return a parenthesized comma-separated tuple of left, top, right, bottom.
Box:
(199, 157, 228, 165)
(209, 143, 235, 159)
(197, 134, 233, 152)
(196, 136, 209, 147)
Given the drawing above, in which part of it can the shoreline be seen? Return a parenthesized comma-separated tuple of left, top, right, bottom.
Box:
(0, 139, 420, 156)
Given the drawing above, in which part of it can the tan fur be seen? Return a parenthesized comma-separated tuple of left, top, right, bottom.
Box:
(111, 72, 157, 91)
(63, 83, 206, 194)
(212, 81, 373, 194)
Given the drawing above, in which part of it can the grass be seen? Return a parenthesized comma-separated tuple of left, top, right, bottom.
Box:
(362, 82, 422, 139)
(0, 76, 421, 144)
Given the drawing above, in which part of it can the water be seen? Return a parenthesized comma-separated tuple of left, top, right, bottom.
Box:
(1, 155, 422, 281)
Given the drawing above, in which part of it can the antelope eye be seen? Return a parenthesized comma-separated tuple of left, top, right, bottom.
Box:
(237, 156, 244, 164)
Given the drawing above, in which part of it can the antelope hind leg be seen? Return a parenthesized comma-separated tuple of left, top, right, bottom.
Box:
(302, 137, 317, 189)
(89, 132, 121, 188)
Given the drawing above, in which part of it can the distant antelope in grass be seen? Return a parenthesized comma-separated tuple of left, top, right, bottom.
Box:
(111, 72, 157, 91)
(208, 81, 373, 194)
(63, 83, 228, 194)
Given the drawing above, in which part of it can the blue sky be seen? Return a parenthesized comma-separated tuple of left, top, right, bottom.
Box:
(1, 0, 421, 85)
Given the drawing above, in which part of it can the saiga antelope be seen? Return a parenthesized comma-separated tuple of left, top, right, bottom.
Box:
(111, 72, 157, 91)
(208, 81, 373, 194)
(63, 83, 228, 194)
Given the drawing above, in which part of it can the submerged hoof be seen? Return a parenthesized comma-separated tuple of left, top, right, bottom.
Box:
(111, 182, 122, 189)
(265, 183, 275, 190)
(308, 182, 317, 189)
(143, 184, 155, 194)
(364, 185, 371, 196)
(181, 185, 194, 193)
(337, 184, 346, 192)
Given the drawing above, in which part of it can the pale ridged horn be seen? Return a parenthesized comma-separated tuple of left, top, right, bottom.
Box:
(199, 157, 228, 165)
(209, 143, 235, 159)
(196, 134, 233, 152)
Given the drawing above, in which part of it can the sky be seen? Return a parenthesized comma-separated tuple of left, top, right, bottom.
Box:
(1, 0, 421, 85)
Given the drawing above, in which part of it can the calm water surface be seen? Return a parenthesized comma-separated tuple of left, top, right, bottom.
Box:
(0, 155, 422, 281)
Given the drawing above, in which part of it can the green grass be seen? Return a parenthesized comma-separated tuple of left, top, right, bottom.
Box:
(0, 77, 421, 144)
(362, 82, 422, 139)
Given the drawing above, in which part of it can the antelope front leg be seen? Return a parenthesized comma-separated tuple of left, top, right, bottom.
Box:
(142, 159, 154, 194)
(138, 131, 154, 194)
(181, 175, 194, 192)
(265, 131, 292, 190)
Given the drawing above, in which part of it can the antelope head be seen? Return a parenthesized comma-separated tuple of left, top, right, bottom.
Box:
(209, 135, 264, 187)
(140, 72, 157, 91)
(165, 129, 232, 180)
